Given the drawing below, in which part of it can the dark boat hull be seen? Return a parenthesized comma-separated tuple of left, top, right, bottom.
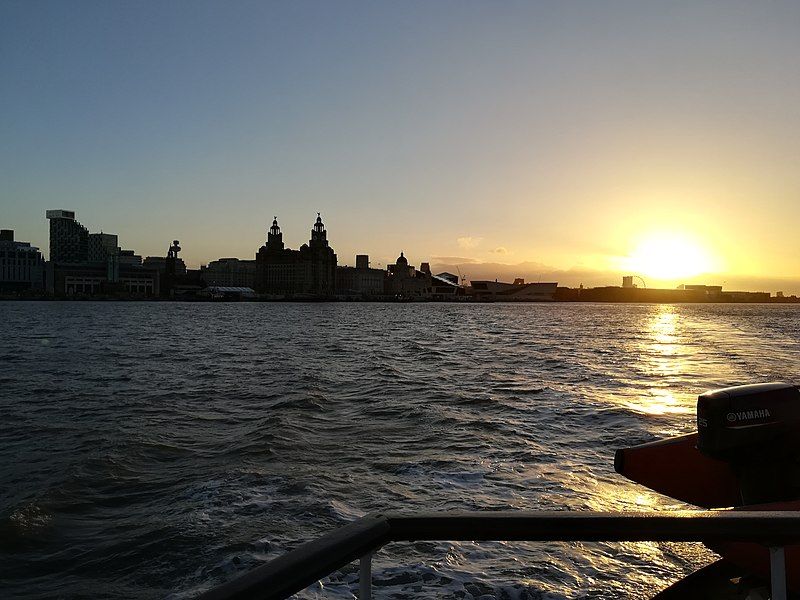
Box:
(617, 434, 800, 592)
(614, 433, 740, 508)
(653, 559, 760, 599)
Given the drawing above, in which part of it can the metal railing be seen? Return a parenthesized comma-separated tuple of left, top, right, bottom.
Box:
(198, 510, 800, 600)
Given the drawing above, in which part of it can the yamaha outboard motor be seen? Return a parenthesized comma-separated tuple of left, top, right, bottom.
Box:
(697, 382, 800, 505)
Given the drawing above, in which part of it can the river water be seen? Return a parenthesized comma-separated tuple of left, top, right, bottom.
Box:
(2, 302, 800, 599)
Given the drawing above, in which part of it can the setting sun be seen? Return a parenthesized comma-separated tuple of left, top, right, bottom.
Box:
(621, 233, 717, 281)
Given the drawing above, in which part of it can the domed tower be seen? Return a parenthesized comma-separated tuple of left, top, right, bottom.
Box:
(267, 217, 284, 251)
(309, 212, 329, 249)
(389, 251, 412, 280)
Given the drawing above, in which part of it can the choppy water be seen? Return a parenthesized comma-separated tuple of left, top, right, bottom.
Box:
(2, 302, 800, 599)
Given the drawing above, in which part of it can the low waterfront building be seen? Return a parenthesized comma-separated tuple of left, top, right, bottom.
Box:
(255, 214, 337, 297)
(46, 261, 159, 297)
(431, 273, 465, 299)
(202, 258, 256, 288)
(143, 255, 187, 276)
(469, 279, 558, 301)
(117, 249, 142, 267)
(336, 254, 385, 298)
(723, 290, 771, 302)
(678, 284, 723, 299)
(0, 229, 45, 293)
(201, 286, 257, 300)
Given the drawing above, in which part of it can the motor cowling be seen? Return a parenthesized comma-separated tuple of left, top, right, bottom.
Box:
(697, 382, 800, 505)
(697, 382, 800, 461)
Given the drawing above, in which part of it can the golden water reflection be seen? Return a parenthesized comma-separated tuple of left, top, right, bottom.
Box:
(624, 305, 695, 416)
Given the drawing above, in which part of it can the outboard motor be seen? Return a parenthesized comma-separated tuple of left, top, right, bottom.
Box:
(697, 382, 800, 505)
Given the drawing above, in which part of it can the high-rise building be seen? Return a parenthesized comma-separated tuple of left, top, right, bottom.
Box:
(46, 210, 88, 263)
(255, 214, 337, 297)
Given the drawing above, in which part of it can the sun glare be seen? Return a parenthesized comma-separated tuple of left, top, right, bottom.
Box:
(622, 233, 716, 281)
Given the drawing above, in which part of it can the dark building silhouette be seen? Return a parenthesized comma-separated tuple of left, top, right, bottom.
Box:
(88, 233, 120, 262)
(46, 261, 159, 297)
(336, 254, 385, 298)
(47, 209, 88, 263)
(469, 279, 557, 301)
(143, 255, 187, 276)
(0, 229, 45, 292)
(431, 272, 465, 299)
(157, 240, 204, 297)
(43, 210, 159, 297)
(201, 258, 256, 288)
(385, 252, 432, 299)
(255, 214, 337, 297)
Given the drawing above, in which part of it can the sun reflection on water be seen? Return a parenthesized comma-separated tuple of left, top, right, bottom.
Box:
(624, 305, 695, 416)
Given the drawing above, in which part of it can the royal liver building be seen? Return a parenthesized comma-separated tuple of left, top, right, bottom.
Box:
(255, 213, 337, 297)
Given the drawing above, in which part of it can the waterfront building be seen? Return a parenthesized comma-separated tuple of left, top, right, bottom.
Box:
(46, 209, 88, 263)
(46, 261, 159, 297)
(0, 229, 45, 292)
(437, 272, 460, 285)
(255, 214, 337, 297)
(385, 252, 432, 299)
(469, 279, 558, 301)
(201, 258, 256, 288)
(723, 290, 771, 302)
(678, 284, 723, 299)
(43, 210, 157, 297)
(143, 255, 187, 277)
(88, 233, 119, 263)
(201, 286, 257, 300)
(118, 249, 143, 267)
(431, 273, 464, 299)
(335, 254, 385, 298)
(155, 240, 204, 298)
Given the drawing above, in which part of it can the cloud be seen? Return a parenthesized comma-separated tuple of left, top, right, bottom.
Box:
(430, 256, 481, 264)
(457, 236, 483, 250)
(491, 247, 508, 255)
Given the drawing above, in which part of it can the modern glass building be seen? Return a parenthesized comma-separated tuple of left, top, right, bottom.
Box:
(46, 209, 88, 263)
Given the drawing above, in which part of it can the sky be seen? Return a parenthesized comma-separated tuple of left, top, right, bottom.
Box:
(2, 1, 799, 292)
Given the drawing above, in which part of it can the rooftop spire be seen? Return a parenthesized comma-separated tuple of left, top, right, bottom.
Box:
(310, 212, 328, 247)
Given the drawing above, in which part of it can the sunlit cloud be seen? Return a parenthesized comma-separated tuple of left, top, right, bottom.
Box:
(491, 247, 508, 255)
(431, 256, 481, 264)
(457, 236, 483, 250)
